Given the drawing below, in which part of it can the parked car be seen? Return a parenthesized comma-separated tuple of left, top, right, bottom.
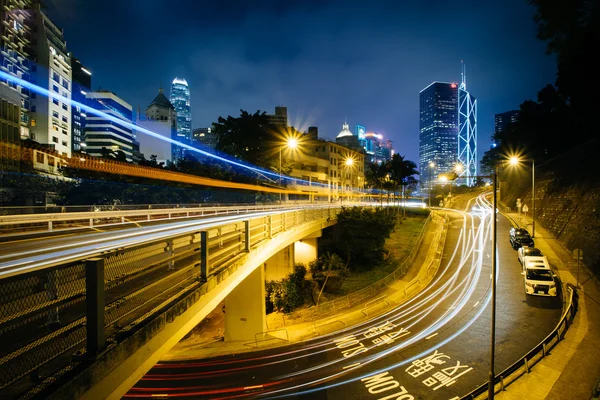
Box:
(509, 227, 534, 249)
(522, 264, 558, 296)
(518, 247, 544, 264)
(523, 256, 550, 271)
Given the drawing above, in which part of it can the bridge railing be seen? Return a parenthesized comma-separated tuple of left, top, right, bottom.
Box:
(461, 284, 578, 399)
(0, 203, 332, 237)
(0, 206, 339, 399)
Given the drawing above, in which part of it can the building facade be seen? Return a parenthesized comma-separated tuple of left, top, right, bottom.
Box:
(419, 81, 459, 190)
(192, 127, 217, 149)
(29, 2, 72, 157)
(84, 90, 133, 162)
(70, 55, 90, 153)
(0, 0, 34, 141)
(0, 84, 21, 172)
(135, 87, 176, 165)
(169, 77, 191, 161)
(494, 110, 519, 134)
(457, 68, 477, 186)
(267, 106, 288, 126)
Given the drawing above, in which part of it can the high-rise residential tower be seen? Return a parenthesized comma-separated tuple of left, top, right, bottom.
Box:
(419, 82, 459, 190)
(29, 2, 72, 157)
(457, 64, 477, 186)
(169, 77, 191, 161)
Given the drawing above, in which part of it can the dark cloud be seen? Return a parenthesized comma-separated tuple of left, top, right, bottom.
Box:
(49, 0, 555, 166)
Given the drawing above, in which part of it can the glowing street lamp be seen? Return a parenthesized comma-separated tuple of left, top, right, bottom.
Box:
(344, 157, 355, 203)
(279, 137, 299, 203)
(508, 155, 535, 237)
(428, 161, 436, 207)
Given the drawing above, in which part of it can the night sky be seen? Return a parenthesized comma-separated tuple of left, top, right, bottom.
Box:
(47, 0, 555, 167)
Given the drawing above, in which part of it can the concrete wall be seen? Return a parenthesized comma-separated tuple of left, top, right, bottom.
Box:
(224, 265, 266, 341)
(264, 244, 294, 281)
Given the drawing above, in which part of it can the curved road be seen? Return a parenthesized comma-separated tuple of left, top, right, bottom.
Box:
(125, 194, 563, 399)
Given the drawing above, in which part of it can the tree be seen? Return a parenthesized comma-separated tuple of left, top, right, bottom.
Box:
(213, 110, 278, 170)
(529, 0, 599, 140)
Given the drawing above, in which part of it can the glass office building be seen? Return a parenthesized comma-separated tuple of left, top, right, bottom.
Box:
(419, 82, 458, 191)
(170, 77, 191, 161)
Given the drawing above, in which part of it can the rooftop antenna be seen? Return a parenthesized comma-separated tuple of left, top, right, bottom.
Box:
(460, 60, 466, 90)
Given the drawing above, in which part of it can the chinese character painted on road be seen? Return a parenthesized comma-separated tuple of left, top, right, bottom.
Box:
(405, 350, 450, 378)
(364, 321, 395, 339)
(422, 361, 473, 390)
(372, 328, 410, 346)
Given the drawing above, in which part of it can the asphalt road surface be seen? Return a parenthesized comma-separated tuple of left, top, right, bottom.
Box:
(126, 194, 562, 399)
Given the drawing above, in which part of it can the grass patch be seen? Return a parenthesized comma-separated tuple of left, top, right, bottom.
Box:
(321, 215, 427, 298)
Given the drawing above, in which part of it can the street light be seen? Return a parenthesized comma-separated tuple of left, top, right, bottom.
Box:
(428, 161, 436, 207)
(509, 156, 535, 237)
(437, 163, 504, 400)
(345, 157, 354, 203)
(279, 138, 298, 203)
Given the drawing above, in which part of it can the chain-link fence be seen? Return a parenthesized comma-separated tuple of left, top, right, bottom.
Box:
(0, 206, 340, 398)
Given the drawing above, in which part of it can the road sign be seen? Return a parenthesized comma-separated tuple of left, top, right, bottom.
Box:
(522, 204, 529, 213)
(573, 249, 583, 260)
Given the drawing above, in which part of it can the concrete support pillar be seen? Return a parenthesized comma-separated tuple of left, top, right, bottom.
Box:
(294, 237, 318, 267)
(264, 244, 295, 281)
(224, 264, 266, 341)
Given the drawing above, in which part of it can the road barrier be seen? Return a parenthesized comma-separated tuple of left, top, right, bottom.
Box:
(0, 206, 341, 399)
(0, 203, 336, 237)
(461, 284, 578, 399)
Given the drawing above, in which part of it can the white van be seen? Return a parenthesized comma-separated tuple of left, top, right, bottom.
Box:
(522, 265, 557, 296)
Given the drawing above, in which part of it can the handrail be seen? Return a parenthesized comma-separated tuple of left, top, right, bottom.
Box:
(461, 284, 578, 399)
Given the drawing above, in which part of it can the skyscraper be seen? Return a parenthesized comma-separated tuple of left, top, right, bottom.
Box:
(419, 82, 459, 190)
(170, 77, 191, 161)
(457, 65, 477, 186)
(494, 110, 519, 134)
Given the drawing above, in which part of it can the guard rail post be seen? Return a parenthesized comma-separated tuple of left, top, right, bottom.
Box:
(200, 231, 208, 282)
(268, 215, 273, 238)
(86, 257, 105, 356)
(244, 220, 250, 252)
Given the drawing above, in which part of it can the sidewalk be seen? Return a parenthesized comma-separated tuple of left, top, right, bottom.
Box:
(164, 212, 446, 361)
(494, 213, 600, 400)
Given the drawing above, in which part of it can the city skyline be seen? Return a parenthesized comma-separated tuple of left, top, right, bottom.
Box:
(47, 0, 555, 167)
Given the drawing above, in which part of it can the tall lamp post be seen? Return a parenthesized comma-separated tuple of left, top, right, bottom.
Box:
(279, 138, 298, 204)
(428, 161, 435, 208)
(437, 165, 500, 399)
(509, 157, 535, 237)
(345, 157, 354, 203)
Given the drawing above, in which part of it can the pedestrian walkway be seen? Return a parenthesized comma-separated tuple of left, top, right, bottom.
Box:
(493, 213, 600, 400)
(164, 212, 446, 361)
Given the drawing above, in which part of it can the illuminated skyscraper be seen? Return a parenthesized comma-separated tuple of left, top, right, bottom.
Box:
(419, 82, 459, 190)
(170, 77, 191, 160)
(457, 64, 477, 186)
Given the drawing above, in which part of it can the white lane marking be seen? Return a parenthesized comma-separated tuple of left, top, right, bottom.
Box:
(343, 362, 361, 370)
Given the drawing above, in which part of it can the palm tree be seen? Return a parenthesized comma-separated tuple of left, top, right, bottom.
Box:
(388, 154, 419, 218)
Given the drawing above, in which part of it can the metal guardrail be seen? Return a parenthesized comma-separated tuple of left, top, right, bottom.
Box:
(0, 203, 338, 236)
(461, 284, 578, 399)
(0, 206, 340, 399)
